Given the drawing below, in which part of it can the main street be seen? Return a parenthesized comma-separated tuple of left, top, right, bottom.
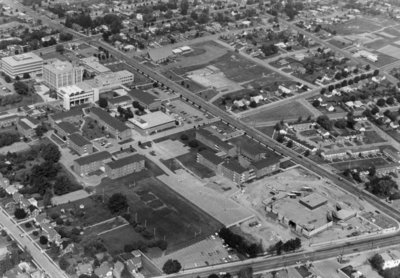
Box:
(8, 2, 400, 276)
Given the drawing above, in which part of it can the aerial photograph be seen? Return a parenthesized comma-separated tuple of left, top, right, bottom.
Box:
(1, 0, 400, 277)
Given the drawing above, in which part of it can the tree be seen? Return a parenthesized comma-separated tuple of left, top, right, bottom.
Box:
(334, 119, 347, 129)
(4, 75, 11, 83)
(286, 140, 293, 148)
(108, 193, 128, 213)
(373, 69, 379, 76)
(41, 143, 61, 162)
(55, 44, 64, 54)
(238, 267, 253, 278)
(371, 106, 380, 115)
(249, 101, 257, 108)
(23, 72, 30, 79)
(365, 176, 398, 198)
(365, 64, 371, 71)
(59, 257, 70, 270)
(370, 253, 384, 271)
(162, 259, 182, 274)
(99, 97, 108, 108)
(316, 115, 333, 131)
(312, 99, 320, 107)
(387, 97, 395, 105)
(35, 124, 48, 138)
(13, 81, 30, 95)
(320, 88, 326, 95)
(188, 140, 199, 148)
(376, 98, 386, 107)
(180, 0, 189, 15)
(190, 10, 198, 21)
(14, 208, 27, 219)
(39, 236, 48, 245)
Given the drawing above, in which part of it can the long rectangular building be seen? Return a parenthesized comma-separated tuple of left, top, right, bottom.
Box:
(89, 107, 131, 141)
(105, 154, 145, 179)
(73, 151, 112, 176)
(1, 52, 43, 78)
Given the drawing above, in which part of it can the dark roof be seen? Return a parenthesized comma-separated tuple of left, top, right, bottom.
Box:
(147, 46, 172, 62)
(74, 151, 111, 166)
(222, 160, 247, 174)
(68, 133, 91, 147)
(108, 95, 132, 105)
(230, 136, 265, 157)
(196, 129, 235, 151)
(50, 108, 83, 121)
(57, 121, 79, 134)
(128, 89, 159, 106)
(18, 116, 39, 130)
(106, 154, 145, 169)
(90, 107, 129, 132)
(252, 156, 281, 170)
(198, 150, 224, 165)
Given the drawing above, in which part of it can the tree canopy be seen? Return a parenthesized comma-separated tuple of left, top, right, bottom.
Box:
(108, 193, 128, 213)
(162, 259, 182, 274)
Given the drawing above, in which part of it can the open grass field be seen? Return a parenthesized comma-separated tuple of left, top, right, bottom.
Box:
(330, 157, 388, 171)
(97, 176, 223, 254)
(0, 93, 42, 113)
(328, 18, 383, 36)
(327, 38, 352, 49)
(242, 101, 313, 123)
(373, 51, 399, 67)
(377, 45, 400, 59)
(257, 125, 276, 137)
(197, 89, 218, 101)
(363, 130, 386, 144)
(364, 39, 390, 50)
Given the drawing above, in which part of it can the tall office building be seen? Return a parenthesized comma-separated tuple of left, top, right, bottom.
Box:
(42, 59, 84, 89)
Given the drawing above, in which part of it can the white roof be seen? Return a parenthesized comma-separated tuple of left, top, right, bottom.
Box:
(129, 111, 175, 129)
(2, 52, 43, 66)
(58, 84, 84, 96)
(180, 46, 192, 51)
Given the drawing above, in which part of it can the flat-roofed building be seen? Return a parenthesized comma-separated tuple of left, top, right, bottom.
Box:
(57, 84, 94, 110)
(43, 59, 84, 89)
(129, 111, 175, 135)
(250, 156, 281, 178)
(17, 116, 39, 138)
(93, 70, 134, 89)
(299, 193, 328, 210)
(105, 154, 145, 179)
(195, 129, 237, 156)
(1, 52, 43, 78)
(0, 112, 18, 127)
(53, 121, 79, 140)
(49, 108, 84, 126)
(128, 89, 161, 111)
(196, 150, 224, 172)
(73, 151, 112, 176)
(89, 107, 131, 141)
(80, 56, 111, 75)
(108, 95, 132, 109)
(67, 133, 93, 156)
(220, 160, 253, 184)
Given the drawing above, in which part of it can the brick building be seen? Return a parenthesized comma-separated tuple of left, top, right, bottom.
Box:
(53, 121, 79, 140)
(73, 151, 112, 176)
(89, 107, 131, 141)
(67, 133, 93, 156)
(196, 150, 224, 171)
(105, 154, 145, 179)
(220, 160, 254, 185)
(195, 129, 236, 156)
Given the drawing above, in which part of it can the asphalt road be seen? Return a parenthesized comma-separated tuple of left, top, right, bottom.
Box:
(0, 207, 68, 278)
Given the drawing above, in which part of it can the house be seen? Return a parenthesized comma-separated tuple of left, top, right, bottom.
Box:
(41, 223, 61, 245)
(321, 149, 348, 161)
(94, 261, 113, 278)
(0, 112, 19, 128)
(108, 95, 132, 109)
(376, 163, 400, 176)
(67, 133, 93, 156)
(348, 146, 379, 158)
(119, 250, 142, 274)
(76, 263, 93, 277)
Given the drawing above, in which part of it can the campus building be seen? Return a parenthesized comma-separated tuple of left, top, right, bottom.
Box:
(105, 154, 145, 179)
(107, 95, 132, 109)
(196, 150, 224, 171)
(67, 133, 93, 156)
(53, 121, 79, 140)
(1, 52, 43, 78)
(80, 56, 111, 75)
(128, 89, 162, 111)
(49, 108, 84, 126)
(250, 157, 281, 178)
(129, 111, 176, 135)
(220, 160, 254, 185)
(195, 129, 237, 156)
(73, 151, 112, 176)
(89, 107, 131, 141)
(92, 70, 134, 90)
(57, 84, 95, 110)
(17, 117, 39, 138)
(42, 59, 84, 89)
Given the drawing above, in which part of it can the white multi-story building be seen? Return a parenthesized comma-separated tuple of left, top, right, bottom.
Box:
(42, 59, 84, 89)
(1, 52, 43, 78)
(57, 84, 95, 111)
(93, 70, 134, 89)
(381, 250, 400, 270)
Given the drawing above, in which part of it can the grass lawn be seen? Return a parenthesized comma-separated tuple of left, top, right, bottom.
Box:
(82, 117, 108, 140)
(373, 52, 399, 67)
(197, 89, 218, 101)
(327, 18, 382, 35)
(99, 225, 147, 254)
(257, 125, 276, 137)
(96, 176, 222, 254)
(242, 101, 313, 123)
(0, 93, 42, 113)
(363, 130, 385, 144)
(280, 160, 296, 169)
(175, 152, 215, 179)
(330, 157, 388, 171)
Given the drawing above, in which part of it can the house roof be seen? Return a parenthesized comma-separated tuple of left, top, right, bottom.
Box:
(106, 154, 145, 170)
(74, 151, 112, 166)
(198, 150, 224, 165)
(68, 133, 91, 147)
(128, 89, 159, 106)
(90, 107, 130, 132)
(56, 121, 79, 135)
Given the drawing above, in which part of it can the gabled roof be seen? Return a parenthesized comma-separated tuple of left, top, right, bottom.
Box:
(56, 121, 79, 135)
(147, 46, 172, 62)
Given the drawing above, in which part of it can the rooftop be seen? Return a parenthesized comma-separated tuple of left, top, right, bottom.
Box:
(128, 89, 159, 105)
(50, 108, 83, 122)
(106, 154, 145, 169)
(56, 121, 79, 134)
(58, 84, 85, 96)
(2, 52, 43, 66)
(108, 95, 132, 105)
(80, 56, 110, 73)
(252, 156, 281, 169)
(129, 111, 175, 130)
(18, 117, 39, 130)
(68, 133, 91, 147)
(74, 151, 111, 166)
(299, 193, 328, 208)
(198, 150, 224, 165)
(222, 160, 247, 174)
(90, 107, 130, 132)
(44, 59, 81, 73)
(196, 129, 235, 151)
